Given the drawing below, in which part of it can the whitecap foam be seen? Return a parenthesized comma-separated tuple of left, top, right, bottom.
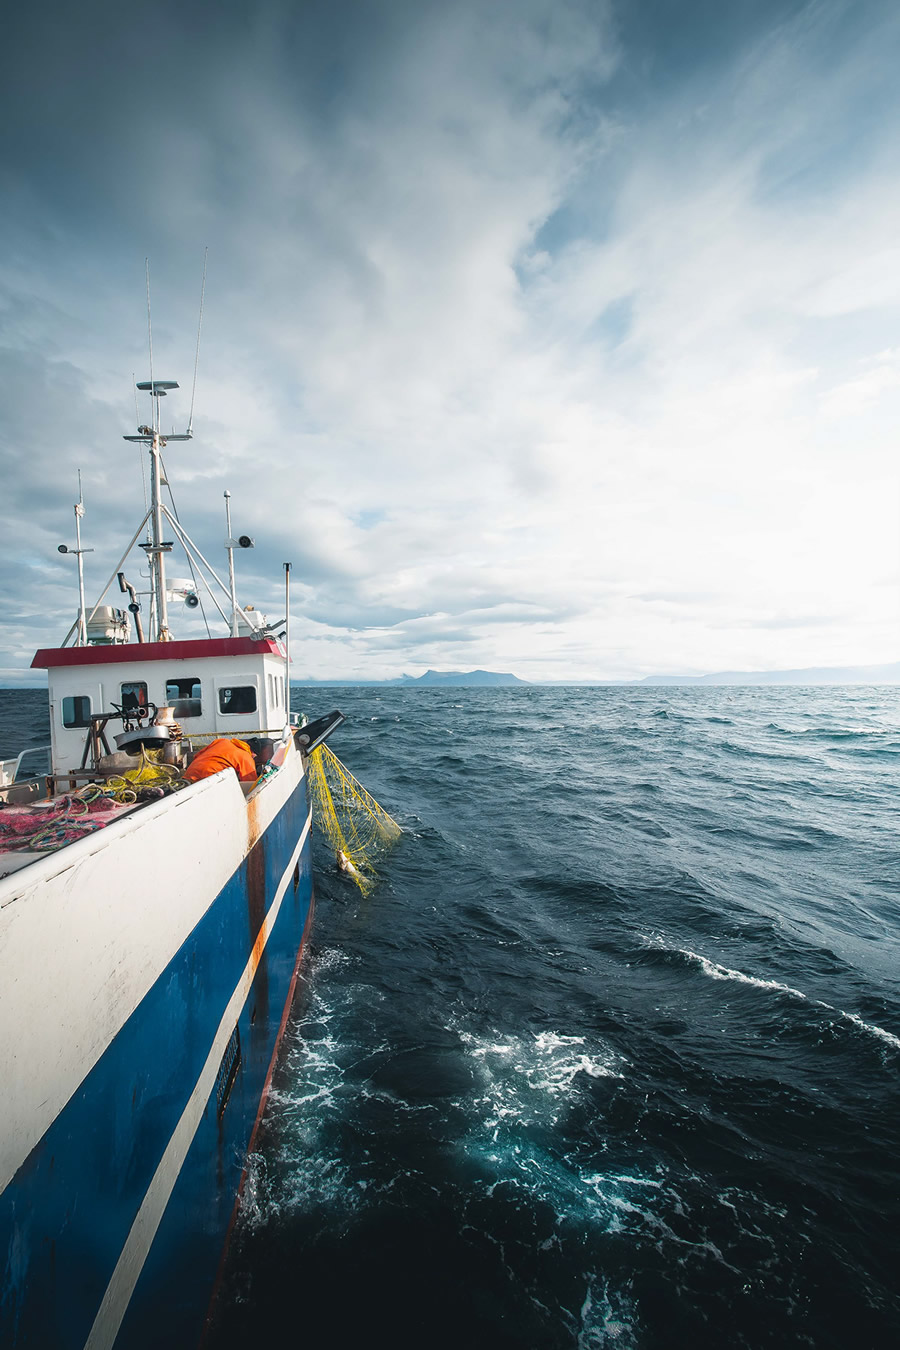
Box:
(841, 1012, 900, 1050)
(453, 1028, 631, 1231)
(235, 1151, 276, 1232)
(237, 1141, 373, 1232)
(267, 1146, 371, 1221)
(580, 1174, 740, 1272)
(671, 945, 808, 1001)
(307, 945, 353, 976)
(577, 1277, 640, 1349)
(459, 1028, 620, 1131)
(643, 938, 900, 1053)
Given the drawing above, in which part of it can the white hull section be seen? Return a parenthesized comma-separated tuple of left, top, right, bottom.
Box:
(0, 737, 305, 1193)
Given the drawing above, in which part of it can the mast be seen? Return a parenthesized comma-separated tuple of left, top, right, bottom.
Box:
(150, 421, 169, 640)
(224, 491, 239, 638)
(123, 381, 191, 642)
(73, 474, 88, 646)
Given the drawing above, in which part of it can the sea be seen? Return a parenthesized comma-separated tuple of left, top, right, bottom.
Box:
(3, 684, 899, 1348)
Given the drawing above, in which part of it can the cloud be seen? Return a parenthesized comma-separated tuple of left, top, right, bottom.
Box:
(0, 0, 898, 682)
(819, 349, 900, 417)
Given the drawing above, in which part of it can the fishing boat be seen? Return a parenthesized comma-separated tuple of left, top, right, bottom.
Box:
(0, 374, 345, 1348)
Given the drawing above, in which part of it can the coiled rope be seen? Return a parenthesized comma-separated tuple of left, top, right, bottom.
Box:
(0, 749, 186, 854)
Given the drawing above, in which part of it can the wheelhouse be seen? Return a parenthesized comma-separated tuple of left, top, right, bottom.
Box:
(33, 637, 289, 776)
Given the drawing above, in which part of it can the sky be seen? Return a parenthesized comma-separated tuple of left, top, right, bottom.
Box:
(1, 0, 898, 683)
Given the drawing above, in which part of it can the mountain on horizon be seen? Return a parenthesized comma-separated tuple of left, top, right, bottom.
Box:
(392, 669, 528, 686)
(633, 660, 900, 686)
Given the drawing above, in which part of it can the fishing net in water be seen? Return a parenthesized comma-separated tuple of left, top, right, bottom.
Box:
(306, 743, 401, 894)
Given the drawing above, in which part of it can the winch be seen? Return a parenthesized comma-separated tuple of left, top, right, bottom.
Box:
(114, 705, 183, 757)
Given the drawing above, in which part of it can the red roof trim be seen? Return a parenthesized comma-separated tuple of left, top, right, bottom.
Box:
(31, 637, 284, 669)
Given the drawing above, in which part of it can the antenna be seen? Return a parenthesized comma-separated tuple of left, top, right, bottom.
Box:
(284, 562, 292, 723)
(117, 265, 196, 641)
(58, 475, 94, 646)
(187, 247, 207, 436)
(145, 259, 154, 427)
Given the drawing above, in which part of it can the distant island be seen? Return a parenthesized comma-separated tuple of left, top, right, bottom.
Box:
(393, 669, 527, 686)
(534, 661, 900, 686)
(629, 660, 900, 686)
(286, 661, 900, 689)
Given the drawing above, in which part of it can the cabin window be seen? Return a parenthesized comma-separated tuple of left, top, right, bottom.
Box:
(120, 681, 148, 714)
(218, 685, 257, 715)
(166, 677, 202, 719)
(62, 694, 93, 728)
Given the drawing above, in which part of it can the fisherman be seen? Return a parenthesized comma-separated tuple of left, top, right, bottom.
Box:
(182, 736, 273, 784)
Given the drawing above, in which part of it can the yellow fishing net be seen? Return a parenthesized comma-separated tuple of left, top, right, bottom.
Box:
(306, 743, 402, 894)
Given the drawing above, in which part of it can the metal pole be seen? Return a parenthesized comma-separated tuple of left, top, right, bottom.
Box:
(224, 490, 239, 637)
(74, 477, 87, 646)
(162, 507, 253, 628)
(58, 509, 152, 648)
(284, 563, 291, 723)
(150, 423, 170, 641)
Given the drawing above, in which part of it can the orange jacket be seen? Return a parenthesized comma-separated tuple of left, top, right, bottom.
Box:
(183, 738, 257, 784)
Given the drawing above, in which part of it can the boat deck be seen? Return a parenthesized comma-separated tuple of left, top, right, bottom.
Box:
(0, 795, 143, 879)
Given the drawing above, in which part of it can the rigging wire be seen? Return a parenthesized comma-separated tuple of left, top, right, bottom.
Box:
(160, 453, 212, 638)
(187, 247, 207, 436)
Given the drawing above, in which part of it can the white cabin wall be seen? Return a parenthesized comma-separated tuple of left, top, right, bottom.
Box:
(46, 653, 288, 774)
(262, 656, 289, 725)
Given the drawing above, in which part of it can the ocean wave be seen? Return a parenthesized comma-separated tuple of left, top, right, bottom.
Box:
(840, 1012, 900, 1051)
(643, 940, 900, 1052)
(658, 945, 810, 999)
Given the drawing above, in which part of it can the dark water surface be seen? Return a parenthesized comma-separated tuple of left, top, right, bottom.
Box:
(221, 686, 899, 1349)
(4, 686, 899, 1347)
